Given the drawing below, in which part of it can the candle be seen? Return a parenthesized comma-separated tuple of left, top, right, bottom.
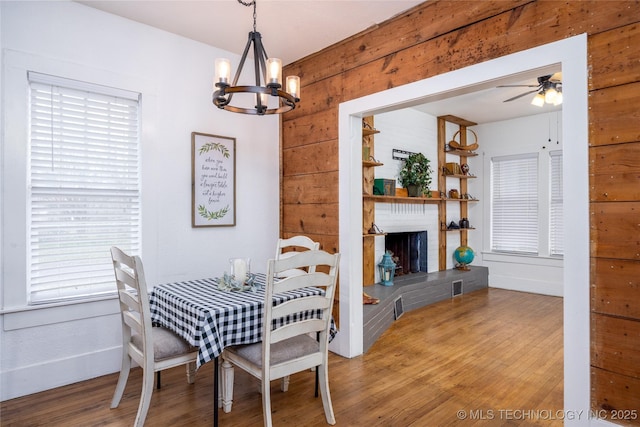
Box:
(233, 258, 247, 283)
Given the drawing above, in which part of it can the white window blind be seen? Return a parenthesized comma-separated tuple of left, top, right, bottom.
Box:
(28, 72, 141, 304)
(491, 154, 539, 254)
(550, 151, 564, 256)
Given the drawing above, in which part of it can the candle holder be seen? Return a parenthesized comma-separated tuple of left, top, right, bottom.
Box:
(217, 271, 258, 293)
(229, 258, 251, 283)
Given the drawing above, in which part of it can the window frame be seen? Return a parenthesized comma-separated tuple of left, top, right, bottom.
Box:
(486, 147, 563, 259)
(549, 150, 564, 256)
(1, 50, 153, 323)
(27, 72, 142, 305)
(490, 153, 540, 255)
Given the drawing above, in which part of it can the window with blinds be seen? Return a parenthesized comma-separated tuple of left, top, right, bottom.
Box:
(491, 154, 539, 254)
(549, 151, 563, 256)
(28, 72, 141, 304)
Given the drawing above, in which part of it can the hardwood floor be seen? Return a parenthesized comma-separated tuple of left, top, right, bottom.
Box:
(1, 288, 563, 426)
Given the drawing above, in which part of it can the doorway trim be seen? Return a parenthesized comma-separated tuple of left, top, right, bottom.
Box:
(335, 34, 589, 422)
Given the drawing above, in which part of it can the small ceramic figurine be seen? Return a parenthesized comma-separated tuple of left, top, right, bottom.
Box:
(461, 163, 470, 175)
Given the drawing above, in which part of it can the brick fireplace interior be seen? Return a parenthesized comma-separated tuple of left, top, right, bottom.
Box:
(384, 231, 427, 276)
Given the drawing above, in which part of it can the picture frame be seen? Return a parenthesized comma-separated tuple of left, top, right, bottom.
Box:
(191, 132, 236, 227)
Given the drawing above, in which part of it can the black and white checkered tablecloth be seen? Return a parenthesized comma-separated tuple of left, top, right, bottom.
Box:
(149, 273, 335, 368)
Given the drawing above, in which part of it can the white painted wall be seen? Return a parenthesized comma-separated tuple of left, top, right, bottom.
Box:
(473, 111, 564, 296)
(1, 1, 279, 400)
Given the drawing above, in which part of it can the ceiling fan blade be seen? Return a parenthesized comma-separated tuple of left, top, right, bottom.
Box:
(503, 89, 540, 102)
(497, 84, 539, 88)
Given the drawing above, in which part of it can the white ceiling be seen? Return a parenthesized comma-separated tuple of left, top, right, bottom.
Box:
(77, 0, 423, 66)
(76, 0, 561, 124)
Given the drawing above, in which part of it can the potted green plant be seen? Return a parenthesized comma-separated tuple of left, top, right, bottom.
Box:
(398, 152, 433, 197)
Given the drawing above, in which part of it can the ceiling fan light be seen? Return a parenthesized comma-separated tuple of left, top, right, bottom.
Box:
(545, 87, 558, 104)
(553, 91, 563, 106)
(531, 93, 545, 107)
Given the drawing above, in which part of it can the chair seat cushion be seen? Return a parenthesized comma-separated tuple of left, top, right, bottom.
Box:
(132, 327, 195, 361)
(229, 334, 319, 366)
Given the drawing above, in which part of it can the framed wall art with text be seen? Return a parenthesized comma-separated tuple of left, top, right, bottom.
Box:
(191, 132, 236, 227)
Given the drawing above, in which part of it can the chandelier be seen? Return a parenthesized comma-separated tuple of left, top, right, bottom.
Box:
(213, 0, 300, 115)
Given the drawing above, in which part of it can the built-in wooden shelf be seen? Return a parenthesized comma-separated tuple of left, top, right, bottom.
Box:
(362, 160, 384, 167)
(438, 115, 477, 127)
(363, 233, 386, 238)
(442, 227, 476, 232)
(363, 195, 442, 204)
(444, 174, 477, 179)
(445, 149, 478, 157)
(445, 199, 479, 202)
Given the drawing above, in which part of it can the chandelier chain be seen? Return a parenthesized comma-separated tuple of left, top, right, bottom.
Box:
(237, 0, 257, 33)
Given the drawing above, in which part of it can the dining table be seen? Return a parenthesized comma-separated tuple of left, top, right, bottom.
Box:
(148, 272, 336, 426)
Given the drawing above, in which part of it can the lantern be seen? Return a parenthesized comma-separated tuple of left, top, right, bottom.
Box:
(378, 251, 396, 286)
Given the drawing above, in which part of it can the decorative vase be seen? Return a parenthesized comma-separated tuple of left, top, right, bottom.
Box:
(406, 184, 421, 197)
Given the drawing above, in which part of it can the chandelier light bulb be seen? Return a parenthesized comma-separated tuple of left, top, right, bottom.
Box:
(266, 58, 282, 86)
(215, 58, 231, 85)
(286, 76, 300, 99)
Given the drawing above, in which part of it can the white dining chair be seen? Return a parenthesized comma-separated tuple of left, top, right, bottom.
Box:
(275, 235, 320, 278)
(274, 235, 321, 392)
(221, 249, 340, 426)
(110, 246, 198, 427)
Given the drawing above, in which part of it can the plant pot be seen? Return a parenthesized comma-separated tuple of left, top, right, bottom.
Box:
(406, 184, 422, 197)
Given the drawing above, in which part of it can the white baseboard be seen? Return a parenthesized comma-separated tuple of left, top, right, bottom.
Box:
(489, 275, 563, 297)
(1, 346, 122, 401)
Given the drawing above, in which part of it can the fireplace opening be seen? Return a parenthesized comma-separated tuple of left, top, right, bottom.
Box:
(385, 231, 427, 276)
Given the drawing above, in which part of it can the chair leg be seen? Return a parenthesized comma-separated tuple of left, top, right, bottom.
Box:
(156, 371, 161, 389)
(134, 367, 155, 427)
(110, 355, 132, 408)
(317, 364, 335, 425)
(221, 359, 234, 413)
(186, 361, 196, 384)
(280, 375, 290, 392)
(261, 375, 273, 427)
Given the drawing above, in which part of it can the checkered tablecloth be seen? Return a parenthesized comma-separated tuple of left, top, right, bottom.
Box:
(149, 274, 335, 368)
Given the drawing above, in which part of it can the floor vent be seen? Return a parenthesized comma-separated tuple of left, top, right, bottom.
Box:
(452, 280, 463, 297)
(394, 296, 404, 320)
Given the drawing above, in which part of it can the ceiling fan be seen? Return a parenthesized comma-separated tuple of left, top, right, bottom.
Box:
(499, 72, 563, 105)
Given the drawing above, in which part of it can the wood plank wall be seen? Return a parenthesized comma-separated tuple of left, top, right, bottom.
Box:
(281, 0, 640, 419)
